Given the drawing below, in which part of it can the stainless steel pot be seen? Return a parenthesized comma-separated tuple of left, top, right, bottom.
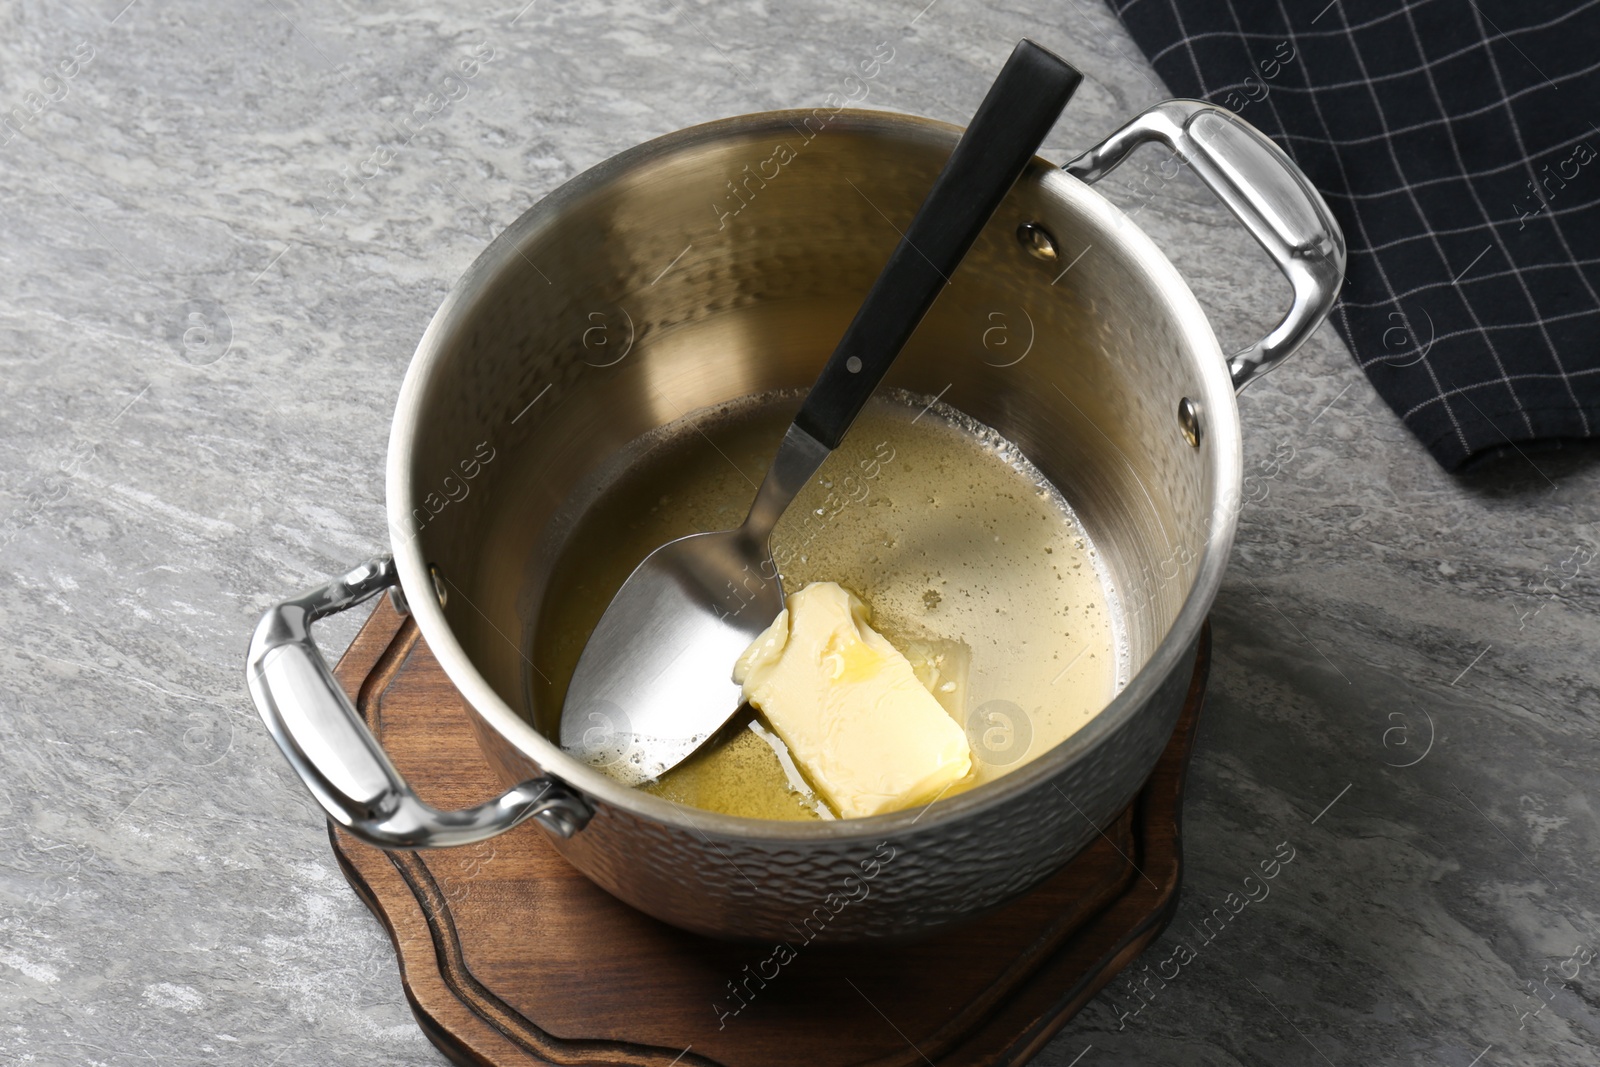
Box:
(247, 100, 1343, 942)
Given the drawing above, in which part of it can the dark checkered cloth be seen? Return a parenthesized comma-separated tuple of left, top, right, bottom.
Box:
(1109, 0, 1600, 470)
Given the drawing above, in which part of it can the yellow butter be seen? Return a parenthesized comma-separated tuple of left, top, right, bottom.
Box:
(732, 582, 972, 818)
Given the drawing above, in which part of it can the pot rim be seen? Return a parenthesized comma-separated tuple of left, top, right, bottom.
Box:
(386, 106, 1243, 842)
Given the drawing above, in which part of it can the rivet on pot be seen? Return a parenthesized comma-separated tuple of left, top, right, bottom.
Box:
(430, 563, 449, 608)
(1016, 222, 1058, 263)
(1178, 397, 1202, 448)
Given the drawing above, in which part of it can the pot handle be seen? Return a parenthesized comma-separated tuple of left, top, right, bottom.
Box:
(1064, 99, 1346, 390)
(245, 556, 592, 849)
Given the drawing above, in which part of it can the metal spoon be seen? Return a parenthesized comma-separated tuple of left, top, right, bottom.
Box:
(561, 39, 1084, 786)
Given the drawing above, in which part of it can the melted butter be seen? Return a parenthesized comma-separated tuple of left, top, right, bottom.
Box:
(533, 391, 1124, 821)
(651, 722, 828, 820)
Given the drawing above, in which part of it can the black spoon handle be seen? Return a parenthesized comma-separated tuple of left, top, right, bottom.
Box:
(792, 39, 1083, 450)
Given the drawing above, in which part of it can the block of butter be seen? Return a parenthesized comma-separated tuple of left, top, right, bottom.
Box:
(733, 582, 972, 818)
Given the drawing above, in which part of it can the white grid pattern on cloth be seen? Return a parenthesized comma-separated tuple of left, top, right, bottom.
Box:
(1339, 257, 1600, 309)
(1371, 0, 1539, 438)
(1109, 0, 1600, 469)
(1263, 0, 1470, 455)
(1222, 65, 1600, 141)
(1145, 0, 1600, 64)
(1468, 2, 1598, 435)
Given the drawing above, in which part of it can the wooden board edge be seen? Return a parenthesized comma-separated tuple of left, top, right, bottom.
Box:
(335, 824, 729, 1067)
(957, 622, 1211, 1066)
(330, 601, 544, 1065)
(330, 595, 405, 691)
(325, 602, 1211, 1067)
(331, 830, 516, 1067)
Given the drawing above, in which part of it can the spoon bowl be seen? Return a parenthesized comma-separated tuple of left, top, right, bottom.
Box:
(562, 421, 831, 780)
(559, 430, 827, 781)
(561, 40, 1084, 785)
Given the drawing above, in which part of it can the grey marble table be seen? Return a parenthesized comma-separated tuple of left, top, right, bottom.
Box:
(2, 1, 1596, 1064)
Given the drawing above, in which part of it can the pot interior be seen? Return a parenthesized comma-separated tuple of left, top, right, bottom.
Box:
(395, 110, 1233, 791)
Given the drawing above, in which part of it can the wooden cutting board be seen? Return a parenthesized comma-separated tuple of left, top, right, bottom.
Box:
(328, 598, 1208, 1067)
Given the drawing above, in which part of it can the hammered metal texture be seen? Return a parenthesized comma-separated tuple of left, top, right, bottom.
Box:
(391, 109, 1239, 942)
(468, 636, 1192, 942)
